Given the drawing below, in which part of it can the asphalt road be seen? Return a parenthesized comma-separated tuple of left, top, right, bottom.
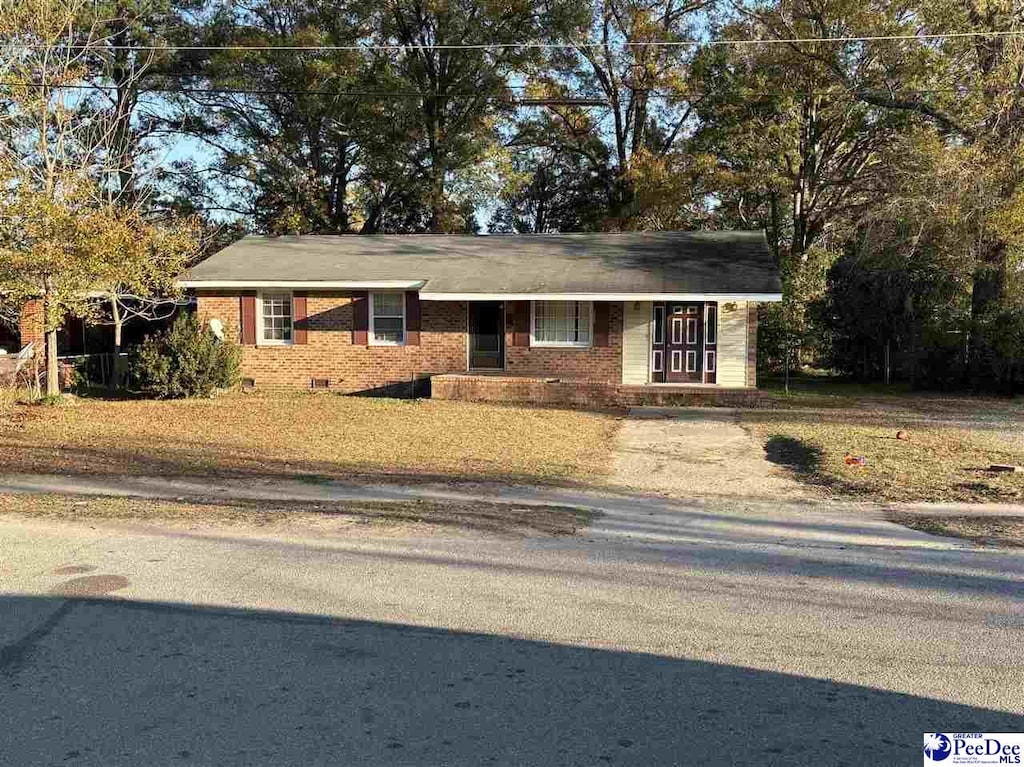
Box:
(1, 486, 1023, 766)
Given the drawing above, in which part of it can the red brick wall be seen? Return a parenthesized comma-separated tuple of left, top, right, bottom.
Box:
(504, 301, 623, 382)
(196, 293, 626, 392)
(18, 299, 45, 350)
(197, 292, 467, 392)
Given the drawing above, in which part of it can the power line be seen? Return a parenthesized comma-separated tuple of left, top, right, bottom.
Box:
(6, 29, 1024, 53)
(0, 79, 612, 104)
(2, 78, 1020, 101)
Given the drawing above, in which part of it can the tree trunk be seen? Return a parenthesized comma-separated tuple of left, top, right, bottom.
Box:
(45, 327, 59, 397)
(533, 166, 547, 233)
(968, 238, 1008, 388)
(42, 278, 59, 397)
(428, 160, 444, 232)
(790, 95, 821, 265)
(768, 191, 781, 263)
(111, 297, 125, 389)
(424, 89, 445, 232)
(329, 140, 351, 233)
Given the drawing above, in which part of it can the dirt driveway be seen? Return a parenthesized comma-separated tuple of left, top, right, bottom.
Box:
(610, 407, 807, 500)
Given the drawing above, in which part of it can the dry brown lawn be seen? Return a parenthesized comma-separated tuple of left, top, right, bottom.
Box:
(887, 512, 1024, 549)
(0, 492, 593, 537)
(742, 405, 1024, 503)
(0, 391, 620, 486)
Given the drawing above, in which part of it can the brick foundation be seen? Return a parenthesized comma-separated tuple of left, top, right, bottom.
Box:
(432, 374, 765, 409)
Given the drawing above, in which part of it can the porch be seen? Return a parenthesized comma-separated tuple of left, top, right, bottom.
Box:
(431, 374, 765, 409)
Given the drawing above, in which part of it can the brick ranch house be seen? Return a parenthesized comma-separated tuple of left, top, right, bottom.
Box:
(174, 231, 782, 406)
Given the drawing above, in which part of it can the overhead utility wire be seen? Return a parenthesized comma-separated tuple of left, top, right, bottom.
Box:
(7, 29, 1024, 52)
(3, 79, 1022, 100)
(0, 79, 610, 103)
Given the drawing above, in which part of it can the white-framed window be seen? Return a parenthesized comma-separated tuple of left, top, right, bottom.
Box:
(531, 301, 592, 347)
(705, 350, 716, 373)
(704, 303, 717, 346)
(370, 292, 406, 346)
(257, 291, 293, 345)
(652, 305, 665, 344)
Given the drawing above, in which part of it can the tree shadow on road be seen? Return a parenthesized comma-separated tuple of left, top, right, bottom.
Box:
(1, 594, 1020, 766)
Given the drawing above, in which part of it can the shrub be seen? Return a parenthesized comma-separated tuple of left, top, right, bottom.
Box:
(132, 313, 240, 398)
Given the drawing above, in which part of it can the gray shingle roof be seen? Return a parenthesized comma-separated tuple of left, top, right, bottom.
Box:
(181, 231, 781, 298)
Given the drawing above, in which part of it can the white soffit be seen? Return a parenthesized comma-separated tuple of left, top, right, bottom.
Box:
(177, 280, 426, 290)
(419, 293, 783, 302)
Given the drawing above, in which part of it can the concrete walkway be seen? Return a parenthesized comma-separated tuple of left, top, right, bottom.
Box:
(0, 470, 963, 551)
(610, 407, 810, 499)
(890, 501, 1024, 517)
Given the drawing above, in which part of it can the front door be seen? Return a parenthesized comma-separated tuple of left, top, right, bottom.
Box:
(469, 302, 505, 370)
(663, 302, 704, 383)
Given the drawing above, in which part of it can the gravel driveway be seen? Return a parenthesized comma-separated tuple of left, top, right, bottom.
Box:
(610, 407, 808, 499)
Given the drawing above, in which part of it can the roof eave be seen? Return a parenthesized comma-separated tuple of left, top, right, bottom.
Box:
(418, 292, 783, 302)
(177, 279, 427, 290)
(176, 281, 782, 301)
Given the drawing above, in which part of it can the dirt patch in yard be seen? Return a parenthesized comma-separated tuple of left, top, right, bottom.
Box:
(0, 493, 594, 538)
(0, 392, 619, 487)
(887, 513, 1024, 549)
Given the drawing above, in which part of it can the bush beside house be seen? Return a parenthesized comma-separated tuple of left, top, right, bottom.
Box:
(132, 313, 240, 398)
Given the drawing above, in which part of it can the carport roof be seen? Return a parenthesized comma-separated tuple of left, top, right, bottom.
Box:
(179, 231, 782, 300)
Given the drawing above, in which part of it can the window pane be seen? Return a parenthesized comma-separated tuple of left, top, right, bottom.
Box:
(373, 317, 404, 344)
(577, 309, 591, 342)
(261, 293, 292, 342)
(371, 293, 405, 344)
(534, 301, 591, 344)
(705, 305, 717, 345)
(373, 292, 404, 316)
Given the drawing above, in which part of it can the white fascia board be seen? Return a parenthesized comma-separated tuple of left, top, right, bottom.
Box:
(420, 292, 783, 302)
(177, 279, 426, 290)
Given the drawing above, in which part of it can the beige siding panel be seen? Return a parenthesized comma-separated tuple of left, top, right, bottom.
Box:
(621, 301, 651, 384)
(716, 301, 748, 388)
